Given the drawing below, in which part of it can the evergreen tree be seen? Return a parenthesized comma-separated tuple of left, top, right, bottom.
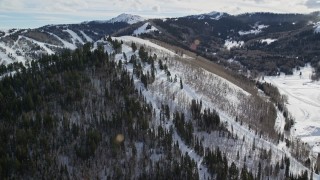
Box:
(229, 162, 238, 180)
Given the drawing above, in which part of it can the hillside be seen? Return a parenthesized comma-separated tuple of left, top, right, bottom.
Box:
(135, 12, 320, 78)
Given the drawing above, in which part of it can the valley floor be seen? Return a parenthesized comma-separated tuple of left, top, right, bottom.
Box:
(265, 65, 320, 153)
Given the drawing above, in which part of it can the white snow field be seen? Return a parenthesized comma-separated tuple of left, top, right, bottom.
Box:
(264, 65, 320, 153)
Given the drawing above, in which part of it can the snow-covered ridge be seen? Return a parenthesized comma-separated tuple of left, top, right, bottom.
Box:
(133, 23, 160, 35)
(187, 11, 228, 20)
(113, 36, 175, 56)
(239, 24, 269, 36)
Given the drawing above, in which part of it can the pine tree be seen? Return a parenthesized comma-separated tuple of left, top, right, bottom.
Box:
(180, 78, 183, 89)
(229, 162, 238, 180)
(131, 42, 137, 52)
(257, 162, 261, 180)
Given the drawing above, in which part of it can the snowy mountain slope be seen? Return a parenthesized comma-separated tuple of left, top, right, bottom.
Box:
(108, 13, 145, 24)
(0, 29, 81, 65)
(63, 29, 85, 45)
(264, 65, 320, 153)
(0, 21, 127, 65)
(80, 30, 93, 42)
(133, 23, 160, 35)
(46, 32, 77, 50)
(112, 36, 318, 179)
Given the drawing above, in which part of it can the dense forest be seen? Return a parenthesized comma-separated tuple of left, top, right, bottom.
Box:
(0, 42, 200, 179)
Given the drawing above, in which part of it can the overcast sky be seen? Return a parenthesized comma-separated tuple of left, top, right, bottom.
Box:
(0, 0, 319, 28)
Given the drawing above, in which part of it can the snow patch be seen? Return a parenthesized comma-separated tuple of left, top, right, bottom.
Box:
(224, 39, 244, 50)
(260, 38, 277, 45)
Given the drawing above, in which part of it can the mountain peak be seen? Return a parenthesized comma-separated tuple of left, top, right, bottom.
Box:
(107, 13, 145, 24)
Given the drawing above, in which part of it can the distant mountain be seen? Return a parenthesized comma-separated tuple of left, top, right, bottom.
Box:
(146, 12, 320, 76)
(0, 22, 129, 65)
(186, 11, 229, 20)
(81, 13, 145, 25)
(1, 11, 320, 78)
(107, 13, 145, 24)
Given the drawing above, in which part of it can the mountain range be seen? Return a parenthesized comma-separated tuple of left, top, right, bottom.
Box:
(1, 11, 319, 77)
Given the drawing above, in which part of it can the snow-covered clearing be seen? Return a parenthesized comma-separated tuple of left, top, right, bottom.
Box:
(260, 38, 277, 45)
(264, 65, 320, 153)
(239, 24, 269, 36)
(46, 32, 77, 50)
(224, 40, 244, 50)
(133, 23, 160, 35)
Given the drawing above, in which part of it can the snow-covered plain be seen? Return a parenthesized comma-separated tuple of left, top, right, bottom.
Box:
(264, 65, 320, 153)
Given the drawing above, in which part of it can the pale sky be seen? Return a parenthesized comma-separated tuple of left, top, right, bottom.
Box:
(0, 0, 319, 28)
